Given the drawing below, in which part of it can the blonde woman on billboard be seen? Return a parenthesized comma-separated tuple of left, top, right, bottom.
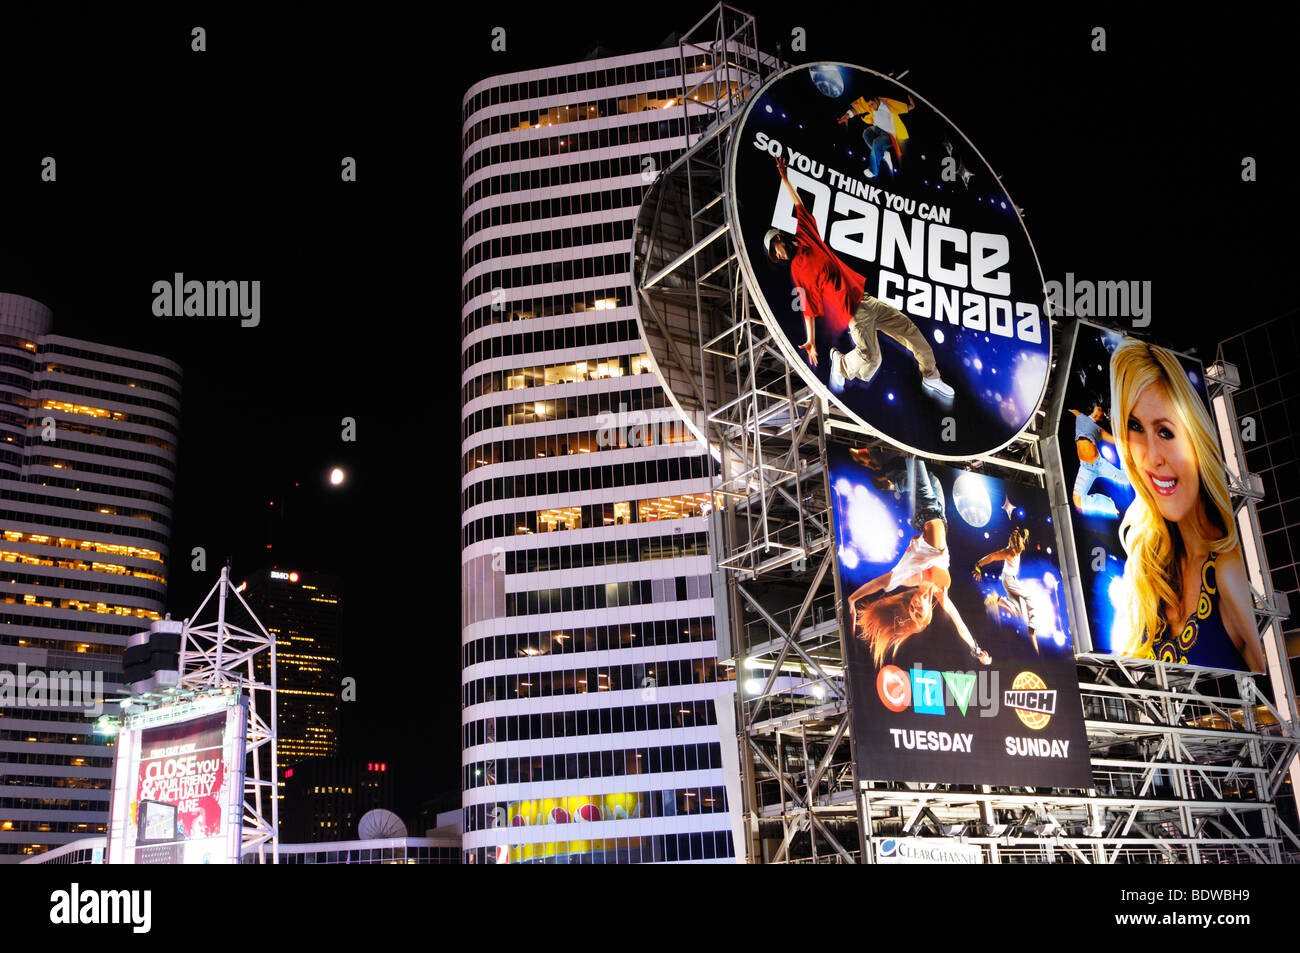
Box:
(1110, 338, 1265, 672)
(847, 454, 992, 667)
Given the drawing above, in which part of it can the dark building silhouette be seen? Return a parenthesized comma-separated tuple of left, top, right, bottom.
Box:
(282, 758, 401, 842)
(244, 567, 344, 789)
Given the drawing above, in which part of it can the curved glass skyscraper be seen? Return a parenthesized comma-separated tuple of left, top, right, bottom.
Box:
(460, 47, 740, 863)
(0, 293, 181, 862)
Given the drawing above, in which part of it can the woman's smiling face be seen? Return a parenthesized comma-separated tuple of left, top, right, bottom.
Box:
(1125, 382, 1201, 524)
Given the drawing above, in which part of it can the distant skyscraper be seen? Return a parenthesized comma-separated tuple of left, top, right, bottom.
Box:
(0, 292, 181, 862)
(245, 567, 344, 792)
(460, 48, 742, 863)
(281, 758, 400, 843)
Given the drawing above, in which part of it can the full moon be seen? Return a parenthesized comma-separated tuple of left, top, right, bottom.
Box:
(329, 468, 345, 486)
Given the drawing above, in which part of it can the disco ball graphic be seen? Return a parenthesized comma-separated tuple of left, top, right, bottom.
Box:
(951, 472, 992, 528)
(808, 64, 846, 99)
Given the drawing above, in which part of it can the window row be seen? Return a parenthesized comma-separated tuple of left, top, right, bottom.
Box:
(39, 342, 181, 384)
(0, 528, 162, 563)
(464, 418, 697, 475)
(464, 83, 684, 146)
(43, 363, 181, 403)
(464, 150, 673, 214)
(23, 434, 175, 472)
(505, 573, 710, 617)
(0, 508, 170, 546)
(0, 605, 144, 634)
(0, 372, 179, 419)
(0, 488, 169, 527)
(461, 317, 639, 369)
(462, 114, 706, 181)
(11, 473, 172, 509)
(461, 489, 708, 548)
(462, 253, 631, 308)
(32, 413, 176, 454)
(464, 214, 636, 273)
(462, 655, 731, 708)
(462, 352, 652, 405)
(0, 773, 108, 789)
(461, 286, 632, 340)
(464, 454, 711, 510)
(461, 696, 719, 749)
(23, 454, 175, 492)
(463, 785, 729, 835)
(464, 740, 725, 789)
(0, 564, 163, 603)
(468, 830, 735, 865)
(461, 185, 643, 247)
(0, 822, 106, 841)
(0, 751, 113, 768)
(462, 55, 693, 120)
(503, 530, 709, 576)
(463, 618, 714, 670)
(0, 795, 107, 812)
(463, 385, 669, 440)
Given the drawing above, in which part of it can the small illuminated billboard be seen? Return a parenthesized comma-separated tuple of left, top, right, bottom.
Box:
(106, 694, 247, 864)
(728, 62, 1050, 459)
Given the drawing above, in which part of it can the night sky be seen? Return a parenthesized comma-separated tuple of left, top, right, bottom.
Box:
(0, 7, 1294, 818)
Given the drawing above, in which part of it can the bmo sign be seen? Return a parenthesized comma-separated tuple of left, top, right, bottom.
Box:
(270, 570, 300, 583)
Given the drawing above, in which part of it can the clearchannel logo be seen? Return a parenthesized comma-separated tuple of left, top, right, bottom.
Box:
(876, 837, 983, 865)
(876, 664, 994, 717)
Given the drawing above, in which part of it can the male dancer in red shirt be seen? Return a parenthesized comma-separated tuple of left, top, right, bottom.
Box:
(765, 155, 953, 399)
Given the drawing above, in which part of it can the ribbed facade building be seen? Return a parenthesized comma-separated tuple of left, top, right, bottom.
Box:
(460, 48, 740, 863)
(0, 292, 181, 862)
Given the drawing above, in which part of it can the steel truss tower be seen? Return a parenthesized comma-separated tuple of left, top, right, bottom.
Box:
(634, 24, 1300, 862)
(179, 566, 280, 862)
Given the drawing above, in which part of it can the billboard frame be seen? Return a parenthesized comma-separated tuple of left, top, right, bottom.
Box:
(723, 60, 1053, 463)
(634, 29, 1300, 862)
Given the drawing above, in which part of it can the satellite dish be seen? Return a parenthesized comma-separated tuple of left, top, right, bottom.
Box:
(358, 809, 407, 840)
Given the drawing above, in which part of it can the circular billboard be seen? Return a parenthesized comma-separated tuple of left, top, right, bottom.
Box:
(727, 62, 1050, 459)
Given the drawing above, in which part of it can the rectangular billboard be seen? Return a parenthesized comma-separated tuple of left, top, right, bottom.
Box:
(107, 695, 247, 864)
(1051, 322, 1266, 673)
(830, 444, 1091, 787)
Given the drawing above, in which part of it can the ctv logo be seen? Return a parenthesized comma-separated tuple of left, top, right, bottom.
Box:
(876, 664, 979, 716)
(1004, 671, 1056, 730)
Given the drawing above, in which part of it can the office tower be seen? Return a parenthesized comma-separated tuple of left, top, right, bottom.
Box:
(244, 567, 344, 785)
(0, 292, 181, 862)
(460, 46, 743, 862)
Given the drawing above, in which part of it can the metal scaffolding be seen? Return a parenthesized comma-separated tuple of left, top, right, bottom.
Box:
(633, 24, 1300, 862)
(179, 566, 280, 863)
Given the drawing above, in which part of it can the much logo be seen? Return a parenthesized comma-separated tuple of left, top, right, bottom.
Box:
(1005, 671, 1055, 730)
